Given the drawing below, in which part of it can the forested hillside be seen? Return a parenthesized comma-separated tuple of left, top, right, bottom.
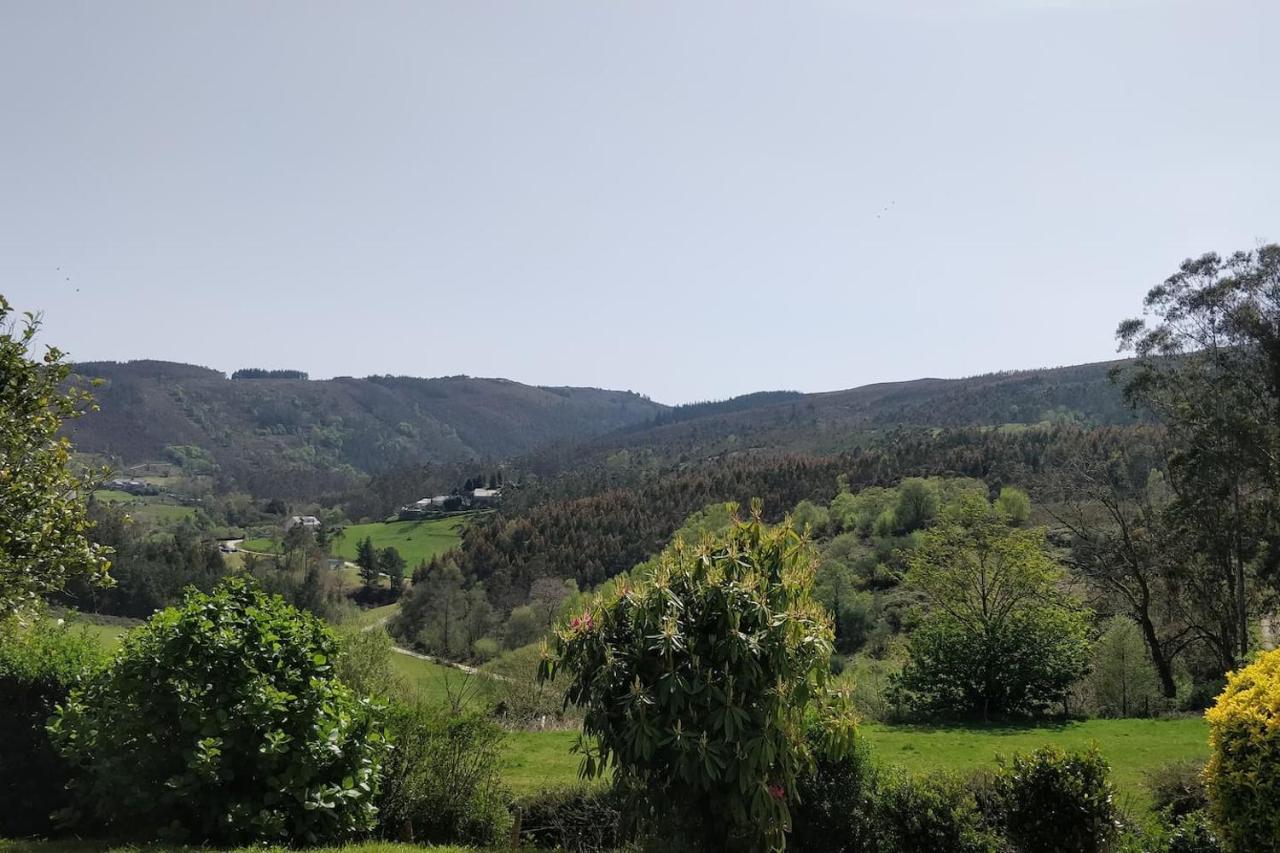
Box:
(442, 423, 1162, 611)
(63, 360, 666, 494)
(521, 360, 1141, 478)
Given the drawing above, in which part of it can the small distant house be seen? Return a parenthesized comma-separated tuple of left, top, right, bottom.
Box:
(107, 478, 157, 496)
(286, 515, 322, 530)
(471, 487, 501, 507)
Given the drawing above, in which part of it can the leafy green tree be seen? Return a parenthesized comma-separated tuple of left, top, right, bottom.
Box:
(994, 486, 1031, 526)
(892, 494, 1091, 720)
(49, 578, 386, 845)
(790, 500, 830, 537)
(379, 546, 406, 595)
(356, 536, 379, 589)
(538, 505, 857, 852)
(504, 604, 542, 649)
(1089, 616, 1161, 717)
(1116, 244, 1280, 669)
(894, 478, 939, 534)
(814, 555, 875, 654)
(392, 562, 492, 660)
(1050, 455, 1191, 699)
(0, 296, 111, 613)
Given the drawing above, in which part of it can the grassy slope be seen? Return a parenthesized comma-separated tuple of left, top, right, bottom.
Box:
(76, 621, 130, 651)
(862, 718, 1208, 812)
(331, 517, 470, 568)
(500, 718, 1209, 810)
(387, 653, 484, 708)
(242, 517, 469, 568)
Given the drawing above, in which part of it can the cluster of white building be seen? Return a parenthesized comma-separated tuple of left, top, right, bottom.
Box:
(399, 487, 501, 519)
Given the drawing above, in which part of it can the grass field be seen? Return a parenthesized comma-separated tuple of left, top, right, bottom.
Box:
(239, 537, 281, 554)
(92, 489, 139, 503)
(91, 491, 199, 527)
(862, 718, 1208, 812)
(497, 718, 1209, 810)
(352, 602, 401, 628)
(241, 517, 469, 568)
(387, 652, 490, 709)
(330, 517, 470, 568)
(78, 621, 130, 651)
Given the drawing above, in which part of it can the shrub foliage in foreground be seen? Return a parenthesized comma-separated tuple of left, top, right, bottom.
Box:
(0, 615, 104, 837)
(998, 746, 1118, 853)
(1205, 648, 1280, 852)
(788, 740, 1121, 853)
(539, 504, 857, 851)
(376, 704, 512, 846)
(49, 578, 387, 845)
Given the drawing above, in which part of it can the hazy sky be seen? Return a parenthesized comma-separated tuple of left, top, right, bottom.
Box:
(3, 1, 1276, 404)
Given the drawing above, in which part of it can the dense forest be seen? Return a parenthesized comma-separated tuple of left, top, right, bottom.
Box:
(63, 361, 665, 494)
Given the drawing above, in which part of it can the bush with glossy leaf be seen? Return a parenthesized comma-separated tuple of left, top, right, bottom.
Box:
(998, 746, 1118, 853)
(1204, 648, 1280, 852)
(538, 504, 857, 852)
(49, 578, 387, 845)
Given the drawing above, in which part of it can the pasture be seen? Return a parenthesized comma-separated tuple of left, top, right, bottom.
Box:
(240, 516, 470, 568)
(330, 516, 471, 568)
(91, 490, 199, 527)
(498, 718, 1210, 811)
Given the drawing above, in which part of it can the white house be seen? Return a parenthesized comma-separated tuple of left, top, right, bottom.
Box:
(471, 487, 501, 507)
(286, 515, 322, 530)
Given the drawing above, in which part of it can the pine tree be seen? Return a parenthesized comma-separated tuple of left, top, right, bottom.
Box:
(356, 536, 378, 589)
(379, 547, 406, 596)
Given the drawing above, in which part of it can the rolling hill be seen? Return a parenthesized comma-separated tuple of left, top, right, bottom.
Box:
(65, 358, 1141, 499)
(521, 360, 1142, 478)
(65, 360, 666, 494)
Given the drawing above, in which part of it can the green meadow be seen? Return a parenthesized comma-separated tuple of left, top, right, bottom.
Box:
(330, 517, 471, 568)
(498, 718, 1209, 812)
(241, 517, 469, 569)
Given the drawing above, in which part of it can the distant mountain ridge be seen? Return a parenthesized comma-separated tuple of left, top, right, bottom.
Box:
(520, 360, 1141, 476)
(65, 358, 1140, 496)
(66, 360, 666, 494)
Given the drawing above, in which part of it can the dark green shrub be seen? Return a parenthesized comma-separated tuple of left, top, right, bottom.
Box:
(999, 746, 1118, 853)
(1166, 811, 1221, 853)
(1147, 760, 1209, 820)
(49, 578, 386, 845)
(516, 784, 628, 853)
(376, 704, 512, 846)
(789, 733, 880, 853)
(873, 772, 1002, 853)
(0, 616, 104, 837)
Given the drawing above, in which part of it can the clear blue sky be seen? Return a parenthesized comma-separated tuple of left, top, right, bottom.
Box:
(3, 0, 1276, 404)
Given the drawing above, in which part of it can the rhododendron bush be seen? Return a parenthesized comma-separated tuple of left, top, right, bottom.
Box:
(539, 503, 856, 852)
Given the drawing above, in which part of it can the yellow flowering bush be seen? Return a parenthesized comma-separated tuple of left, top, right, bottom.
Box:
(1204, 648, 1280, 852)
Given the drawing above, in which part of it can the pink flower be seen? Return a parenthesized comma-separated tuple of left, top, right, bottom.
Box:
(768, 784, 785, 801)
